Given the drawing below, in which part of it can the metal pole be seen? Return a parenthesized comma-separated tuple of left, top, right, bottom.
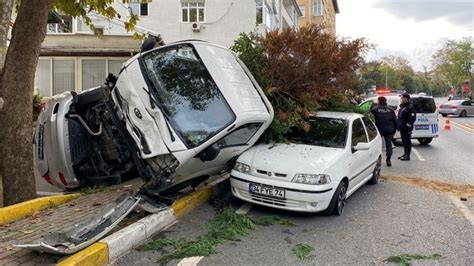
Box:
(385, 67, 388, 89)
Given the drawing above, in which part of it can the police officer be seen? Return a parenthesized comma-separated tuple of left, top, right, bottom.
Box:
(371, 96, 397, 166)
(397, 93, 416, 161)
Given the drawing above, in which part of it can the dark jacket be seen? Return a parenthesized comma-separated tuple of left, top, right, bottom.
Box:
(398, 102, 416, 132)
(371, 105, 397, 135)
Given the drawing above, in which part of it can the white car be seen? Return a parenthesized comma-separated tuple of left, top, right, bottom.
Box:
(230, 111, 383, 215)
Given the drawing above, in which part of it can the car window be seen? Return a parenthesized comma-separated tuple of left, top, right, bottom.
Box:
(351, 118, 368, 146)
(141, 44, 235, 148)
(359, 100, 373, 112)
(362, 117, 378, 141)
(410, 97, 436, 113)
(217, 123, 262, 148)
(462, 101, 471, 106)
(287, 117, 348, 148)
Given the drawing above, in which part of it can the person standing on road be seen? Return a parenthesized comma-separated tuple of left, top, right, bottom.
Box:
(397, 93, 416, 161)
(371, 96, 397, 166)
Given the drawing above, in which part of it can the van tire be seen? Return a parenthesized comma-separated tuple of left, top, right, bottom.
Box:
(417, 138, 432, 145)
(392, 139, 402, 146)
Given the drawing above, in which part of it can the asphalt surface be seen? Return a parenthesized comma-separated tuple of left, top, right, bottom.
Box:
(383, 103, 474, 185)
(116, 180, 473, 265)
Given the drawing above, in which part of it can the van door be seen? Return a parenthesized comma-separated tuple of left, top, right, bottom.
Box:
(410, 97, 439, 138)
(175, 123, 264, 180)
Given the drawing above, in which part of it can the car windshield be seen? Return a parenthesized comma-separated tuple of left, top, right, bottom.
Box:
(411, 97, 436, 113)
(287, 117, 348, 148)
(140, 44, 235, 148)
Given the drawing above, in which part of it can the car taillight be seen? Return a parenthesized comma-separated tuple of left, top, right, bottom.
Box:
(59, 172, 67, 186)
(452, 106, 458, 109)
(42, 172, 54, 185)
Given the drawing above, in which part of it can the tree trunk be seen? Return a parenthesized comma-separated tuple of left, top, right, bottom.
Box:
(0, 0, 14, 71)
(0, 0, 52, 206)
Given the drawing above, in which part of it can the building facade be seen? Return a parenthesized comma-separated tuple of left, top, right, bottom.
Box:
(35, 0, 302, 97)
(296, 0, 339, 34)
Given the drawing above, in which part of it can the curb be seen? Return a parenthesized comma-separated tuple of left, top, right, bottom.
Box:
(57, 177, 229, 266)
(0, 194, 81, 226)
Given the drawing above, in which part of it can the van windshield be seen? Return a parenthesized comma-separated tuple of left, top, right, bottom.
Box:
(141, 44, 235, 148)
(411, 97, 436, 113)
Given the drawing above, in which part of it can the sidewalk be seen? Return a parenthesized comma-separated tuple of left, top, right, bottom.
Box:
(0, 178, 144, 265)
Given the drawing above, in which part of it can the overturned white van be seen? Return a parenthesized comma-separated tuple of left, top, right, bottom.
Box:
(34, 41, 273, 196)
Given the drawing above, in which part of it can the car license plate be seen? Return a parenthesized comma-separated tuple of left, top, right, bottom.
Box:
(249, 183, 285, 199)
(38, 124, 44, 160)
(415, 124, 430, 130)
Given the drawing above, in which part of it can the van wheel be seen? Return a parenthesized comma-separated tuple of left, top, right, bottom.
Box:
(392, 139, 402, 146)
(460, 110, 467, 117)
(323, 181, 347, 216)
(417, 138, 433, 145)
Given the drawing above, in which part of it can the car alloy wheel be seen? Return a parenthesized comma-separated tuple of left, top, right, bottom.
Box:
(336, 184, 347, 215)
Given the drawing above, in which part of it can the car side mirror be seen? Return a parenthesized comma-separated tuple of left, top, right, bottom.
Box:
(352, 142, 370, 152)
(198, 144, 221, 162)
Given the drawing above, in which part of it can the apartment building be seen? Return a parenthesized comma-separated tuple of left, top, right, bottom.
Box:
(35, 0, 302, 97)
(296, 0, 339, 34)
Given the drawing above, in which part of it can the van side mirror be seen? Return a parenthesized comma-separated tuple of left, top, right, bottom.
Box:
(198, 144, 221, 162)
(352, 142, 370, 152)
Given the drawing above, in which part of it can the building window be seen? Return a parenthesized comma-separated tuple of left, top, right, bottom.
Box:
(47, 15, 73, 33)
(181, 1, 205, 22)
(82, 60, 106, 90)
(35, 60, 51, 97)
(313, 0, 324, 16)
(108, 60, 125, 76)
(53, 60, 75, 95)
(299, 5, 305, 17)
(256, 0, 263, 25)
(129, 0, 149, 16)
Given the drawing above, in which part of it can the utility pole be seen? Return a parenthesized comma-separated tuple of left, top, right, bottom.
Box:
(423, 65, 431, 95)
(385, 67, 388, 89)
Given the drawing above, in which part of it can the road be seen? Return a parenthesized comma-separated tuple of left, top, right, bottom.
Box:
(117, 181, 473, 265)
(383, 115, 474, 185)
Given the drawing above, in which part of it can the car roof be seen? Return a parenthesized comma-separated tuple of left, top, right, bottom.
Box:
(445, 100, 466, 104)
(314, 111, 363, 120)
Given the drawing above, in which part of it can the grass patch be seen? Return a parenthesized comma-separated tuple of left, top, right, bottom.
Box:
(253, 215, 295, 227)
(141, 208, 295, 263)
(385, 253, 442, 265)
(292, 243, 314, 260)
(80, 185, 108, 195)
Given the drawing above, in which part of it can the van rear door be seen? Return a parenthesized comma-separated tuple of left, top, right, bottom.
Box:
(411, 97, 439, 138)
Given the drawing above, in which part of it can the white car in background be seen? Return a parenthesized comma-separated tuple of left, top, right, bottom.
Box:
(359, 94, 439, 145)
(230, 112, 383, 215)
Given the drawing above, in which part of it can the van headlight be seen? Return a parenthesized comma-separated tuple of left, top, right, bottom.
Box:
(233, 162, 250, 173)
(292, 174, 331, 185)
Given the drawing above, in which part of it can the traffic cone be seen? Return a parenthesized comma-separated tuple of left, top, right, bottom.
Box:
(444, 117, 451, 131)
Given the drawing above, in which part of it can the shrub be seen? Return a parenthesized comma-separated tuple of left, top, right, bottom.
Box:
(231, 25, 369, 142)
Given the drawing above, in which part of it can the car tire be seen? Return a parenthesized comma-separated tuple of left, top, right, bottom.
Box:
(417, 138, 433, 145)
(392, 139, 402, 146)
(323, 180, 347, 216)
(77, 86, 107, 107)
(441, 114, 447, 117)
(368, 157, 381, 185)
(460, 110, 467, 117)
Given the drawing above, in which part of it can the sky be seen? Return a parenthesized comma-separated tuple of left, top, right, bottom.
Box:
(336, 0, 473, 71)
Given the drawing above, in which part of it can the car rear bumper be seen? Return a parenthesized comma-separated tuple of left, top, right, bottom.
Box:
(230, 174, 333, 213)
(34, 92, 79, 189)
